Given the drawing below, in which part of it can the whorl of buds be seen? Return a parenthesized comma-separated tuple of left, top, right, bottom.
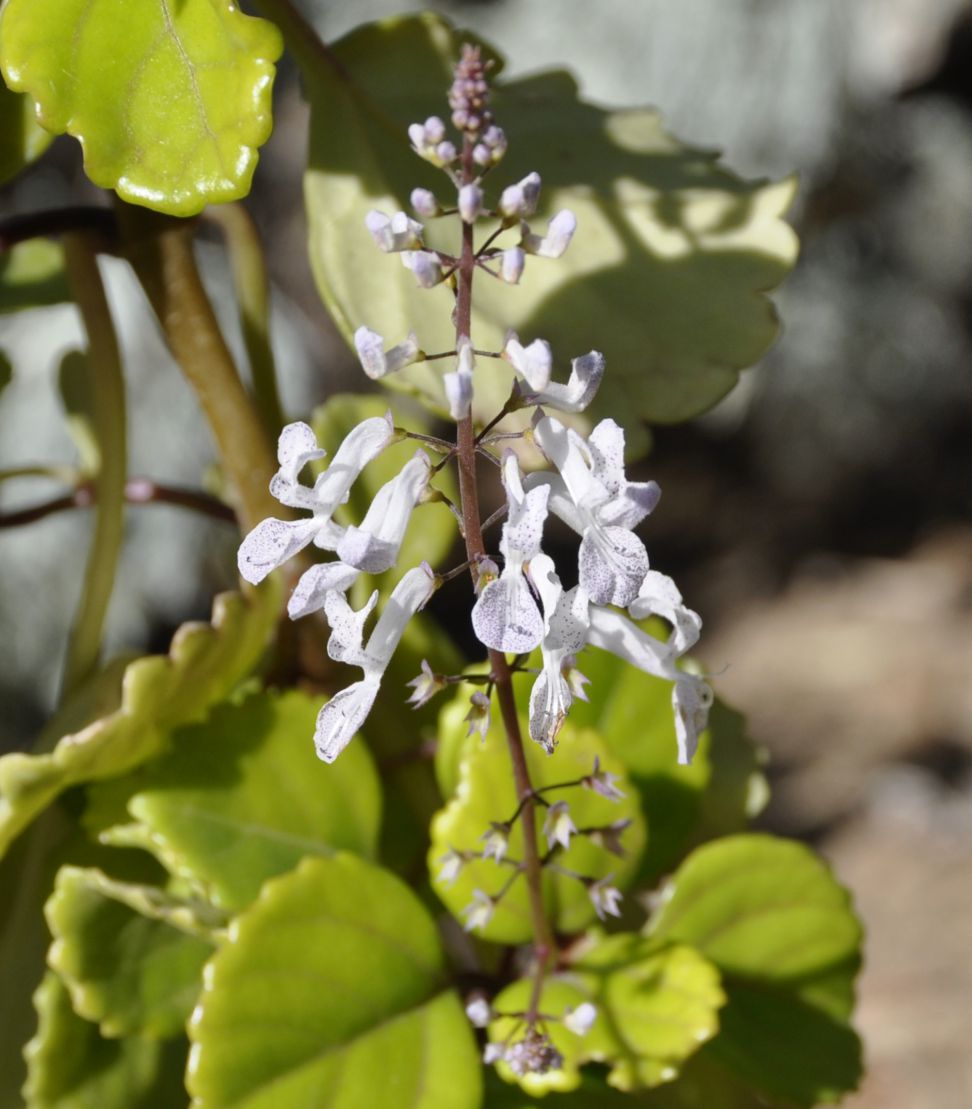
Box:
(449, 43, 494, 138)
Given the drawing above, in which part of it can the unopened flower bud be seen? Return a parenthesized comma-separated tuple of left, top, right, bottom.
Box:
(400, 250, 443, 288)
(582, 757, 625, 802)
(461, 888, 495, 932)
(475, 557, 499, 595)
(465, 691, 492, 740)
(543, 801, 578, 851)
(410, 188, 440, 218)
(500, 172, 541, 218)
(563, 1002, 597, 1037)
(522, 209, 576, 258)
(472, 143, 492, 167)
(458, 183, 484, 224)
(465, 997, 492, 1028)
(587, 818, 633, 858)
(424, 115, 446, 143)
(365, 209, 423, 253)
(445, 339, 475, 419)
(435, 140, 457, 165)
(438, 848, 465, 886)
(353, 326, 421, 380)
(483, 1043, 505, 1065)
(499, 247, 525, 284)
(588, 874, 623, 920)
(481, 821, 510, 862)
(406, 659, 446, 709)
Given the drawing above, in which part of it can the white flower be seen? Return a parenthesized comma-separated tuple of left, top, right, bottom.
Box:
(287, 561, 360, 620)
(365, 209, 423, 252)
(472, 452, 550, 652)
(543, 801, 578, 851)
(533, 415, 660, 606)
(353, 326, 422, 380)
(504, 334, 552, 391)
(237, 417, 395, 585)
(586, 604, 712, 765)
(314, 564, 436, 762)
(462, 889, 495, 932)
(629, 569, 702, 655)
(582, 757, 625, 802)
(465, 691, 492, 740)
(458, 183, 484, 224)
(438, 848, 465, 886)
(499, 247, 525, 284)
(521, 209, 576, 258)
(406, 659, 445, 709)
(481, 822, 510, 863)
(563, 1002, 597, 1037)
(483, 1043, 505, 1065)
(410, 187, 440, 218)
(400, 250, 443, 288)
(408, 117, 456, 166)
(444, 340, 475, 420)
(528, 553, 590, 751)
(524, 351, 604, 414)
(499, 172, 541, 218)
(588, 875, 623, 920)
(465, 998, 492, 1028)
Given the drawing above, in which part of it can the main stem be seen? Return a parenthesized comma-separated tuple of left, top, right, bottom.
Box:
(452, 139, 557, 1005)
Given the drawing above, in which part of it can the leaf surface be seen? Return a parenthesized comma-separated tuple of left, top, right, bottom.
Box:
(0, 82, 51, 183)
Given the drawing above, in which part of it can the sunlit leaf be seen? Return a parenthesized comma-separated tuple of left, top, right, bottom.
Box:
(24, 972, 188, 1109)
(489, 937, 723, 1096)
(648, 834, 864, 1106)
(0, 580, 281, 860)
(0, 0, 282, 215)
(0, 82, 51, 183)
(45, 865, 219, 1039)
(187, 854, 482, 1108)
(86, 689, 382, 910)
(429, 706, 646, 943)
(304, 14, 797, 432)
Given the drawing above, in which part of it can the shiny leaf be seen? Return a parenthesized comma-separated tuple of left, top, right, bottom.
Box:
(187, 854, 482, 1108)
(0, 0, 282, 215)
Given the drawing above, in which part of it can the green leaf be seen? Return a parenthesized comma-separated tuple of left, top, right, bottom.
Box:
(45, 865, 219, 1039)
(0, 82, 51, 183)
(648, 834, 864, 1106)
(0, 350, 10, 397)
(0, 0, 282, 215)
(86, 689, 382, 910)
(311, 393, 459, 594)
(187, 854, 482, 1108)
(429, 708, 647, 943)
(0, 580, 281, 860)
(57, 350, 101, 476)
(0, 240, 69, 314)
(487, 937, 723, 1097)
(304, 14, 797, 430)
(24, 972, 189, 1109)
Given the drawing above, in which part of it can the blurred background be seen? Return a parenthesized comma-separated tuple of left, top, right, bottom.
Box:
(2, 1, 971, 1105)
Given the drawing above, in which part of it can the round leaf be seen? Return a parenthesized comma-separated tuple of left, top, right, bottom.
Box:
(187, 854, 482, 1108)
(87, 690, 382, 910)
(304, 14, 797, 428)
(429, 710, 647, 943)
(648, 834, 864, 1106)
(0, 0, 282, 215)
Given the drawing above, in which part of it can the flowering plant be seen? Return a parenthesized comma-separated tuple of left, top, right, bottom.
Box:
(0, 8, 862, 1108)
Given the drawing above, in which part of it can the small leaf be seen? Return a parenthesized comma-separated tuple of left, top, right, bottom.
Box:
(0, 0, 282, 215)
(0, 82, 52, 184)
(45, 865, 219, 1039)
(86, 689, 383, 910)
(487, 937, 723, 1096)
(429, 708, 647, 943)
(24, 972, 189, 1109)
(303, 14, 797, 429)
(0, 580, 281, 860)
(0, 240, 68, 314)
(187, 854, 482, 1108)
(648, 834, 864, 1106)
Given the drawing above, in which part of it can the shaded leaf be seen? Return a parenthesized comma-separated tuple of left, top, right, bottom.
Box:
(187, 854, 482, 1108)
(45, 865, 219, 1038)
(0, 82, 51, 183)
(0, 580, 281, 860)
(648, 834, 864, 1106)
(0, 0, 282, 215)
(304, 14, 797, 431)
(24, 972, 188, 1109)
(0, 350, 10, 397)
(0, 240, 68, 314)
(429, 707, 646, 943)
(86, 689, 382, 910)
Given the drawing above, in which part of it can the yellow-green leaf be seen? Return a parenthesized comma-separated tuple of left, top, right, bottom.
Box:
(0, 82, 50, 184)
(0, 0, 282, 215)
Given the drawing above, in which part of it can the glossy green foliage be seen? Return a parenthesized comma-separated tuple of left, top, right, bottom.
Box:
(45, 866, 219, 1039)
(430, 707, 647, 943)
(490, 937, 723, 1097)
(649, 835, 864, 1106)
(0, 0, 282, 215)
(24, 973, 188, 1109)
(0, 580, 280, 860)
(0, 83, 51, 183)
(187, 854, 482, 1108)
(85, 690, 382, 910)
(303, 14, 797, 430)
(0, 240, 68, 314)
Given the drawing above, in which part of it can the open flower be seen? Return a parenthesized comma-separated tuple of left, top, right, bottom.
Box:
(533, 415, 660, 606)
(353, 326, 422, 380)
(504, 336, 603, 414)
(365, 209, 423, 252)
(528, 553, 590, 751)
(314, 564, 437, 762)
(238, 417, 395, 585)
(629, 569, 702, 655)
(472, 452, 549, 652)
